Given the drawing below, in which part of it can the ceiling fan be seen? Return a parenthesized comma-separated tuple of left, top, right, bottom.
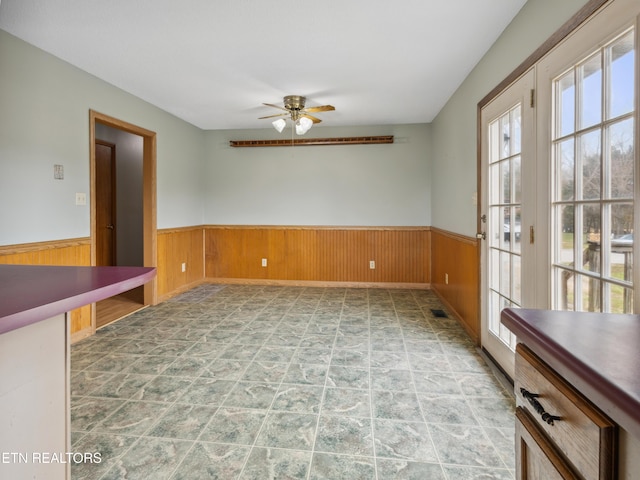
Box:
(259, 95, 335, 135)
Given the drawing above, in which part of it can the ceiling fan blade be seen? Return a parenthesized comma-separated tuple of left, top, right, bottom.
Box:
(262, 103, 289, 111)
(258, 112, 289, 120)
(301, 114, 322, 124)
(303, 105, 335, 113)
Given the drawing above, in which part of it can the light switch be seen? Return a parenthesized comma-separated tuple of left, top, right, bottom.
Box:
(75, 193, 86, 205)
(54, 164, 64, 180)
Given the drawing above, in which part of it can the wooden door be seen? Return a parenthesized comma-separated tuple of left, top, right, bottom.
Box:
(95, 141, 116, 266)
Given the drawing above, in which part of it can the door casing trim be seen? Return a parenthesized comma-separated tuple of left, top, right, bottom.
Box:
(89, 110, 158, 333)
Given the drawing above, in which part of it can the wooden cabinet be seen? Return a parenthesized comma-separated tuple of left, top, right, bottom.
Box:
(514, 344, 617, 480)
(501, 308, 640, 480)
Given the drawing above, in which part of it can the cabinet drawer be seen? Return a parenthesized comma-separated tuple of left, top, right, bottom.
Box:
(516, 407, 579, 479)
(515, 344, 616, 480)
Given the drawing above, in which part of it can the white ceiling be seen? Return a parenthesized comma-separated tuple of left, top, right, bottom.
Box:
(0, 0, 527, 130)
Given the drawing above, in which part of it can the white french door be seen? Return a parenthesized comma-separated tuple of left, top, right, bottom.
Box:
(480, 69, 536, 379)
(479, 0, 640, 379)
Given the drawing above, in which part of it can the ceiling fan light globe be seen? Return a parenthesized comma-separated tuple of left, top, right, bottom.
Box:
(272, 119, 286, 133)
(296, 117, 313, 135)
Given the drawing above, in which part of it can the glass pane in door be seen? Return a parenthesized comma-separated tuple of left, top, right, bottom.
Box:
(552, 29, 635, 313)
(487, 104, 522, 351)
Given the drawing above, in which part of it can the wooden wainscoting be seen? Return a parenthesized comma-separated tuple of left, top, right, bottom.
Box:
(430, 227, 480, 343)
(204, 226, 431, 288)
(157, 227, 205, 301)
(0, 238, 92, 340)
(0, 227, 479, 344)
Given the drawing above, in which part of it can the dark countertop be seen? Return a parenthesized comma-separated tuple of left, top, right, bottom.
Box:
(0, 264, 156, 335)
(501, 307, 640, 439)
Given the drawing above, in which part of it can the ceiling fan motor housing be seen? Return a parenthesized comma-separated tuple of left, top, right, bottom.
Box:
(283, 95, 306, 111)
(258, 95, 333, 126)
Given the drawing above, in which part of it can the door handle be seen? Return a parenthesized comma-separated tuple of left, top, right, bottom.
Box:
(476, 232, 486, 240)
(106, 224, 114, 230)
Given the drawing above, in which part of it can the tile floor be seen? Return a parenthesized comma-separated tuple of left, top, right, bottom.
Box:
(70, 284, 515, 479)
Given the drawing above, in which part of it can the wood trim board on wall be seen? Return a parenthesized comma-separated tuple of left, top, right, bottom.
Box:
(229, 136, 394, 148)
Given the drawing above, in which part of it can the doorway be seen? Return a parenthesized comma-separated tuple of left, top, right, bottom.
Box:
(90, 110, 157, 330)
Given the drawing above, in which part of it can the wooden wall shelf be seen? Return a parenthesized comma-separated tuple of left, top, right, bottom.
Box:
(229, 136, 394, 148)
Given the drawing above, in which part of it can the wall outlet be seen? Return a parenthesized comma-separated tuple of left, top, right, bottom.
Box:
(181, 262, 186, 273)
(369, 260, 375, 269)
(262, 258, 267, 267)
(445, 273, 449, 284)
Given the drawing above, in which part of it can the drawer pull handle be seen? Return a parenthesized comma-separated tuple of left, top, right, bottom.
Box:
(520, 388, 562, 426)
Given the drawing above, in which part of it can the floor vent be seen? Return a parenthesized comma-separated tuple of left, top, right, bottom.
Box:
(430, 309, 448, 318)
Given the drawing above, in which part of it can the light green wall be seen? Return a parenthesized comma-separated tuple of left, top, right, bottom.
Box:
(203, 124, 431, 226)
(430, 0, 591, 236)
(0, 0, 597, 246)
(0, 27, 432, 246)
(0, 29, 205, 245)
